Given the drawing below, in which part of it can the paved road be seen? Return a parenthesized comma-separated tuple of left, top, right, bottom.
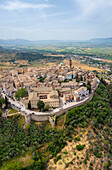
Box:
(1, 92, 94, 116)
(1, 92, 93, 116)
(2, 93, 51, 116)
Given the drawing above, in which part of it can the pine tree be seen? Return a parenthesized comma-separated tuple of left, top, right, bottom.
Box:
(28, 101, 31, 110)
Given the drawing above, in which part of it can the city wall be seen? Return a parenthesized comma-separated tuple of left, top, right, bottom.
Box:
(55, 93, 94, 118)
(10, 82, 99, 126)
(28, 92, 94, 125)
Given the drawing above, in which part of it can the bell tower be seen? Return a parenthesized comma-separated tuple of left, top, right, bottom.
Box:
(69, 58, 72, 69)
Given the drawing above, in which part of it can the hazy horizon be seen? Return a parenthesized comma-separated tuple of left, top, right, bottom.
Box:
(0, 0, 112, 41)
(1, 37, 112, 42)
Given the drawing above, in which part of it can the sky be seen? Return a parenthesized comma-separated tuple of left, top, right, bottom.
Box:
(0, 0, 112, 40)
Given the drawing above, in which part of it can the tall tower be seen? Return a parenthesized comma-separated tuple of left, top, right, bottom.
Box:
(69, 58, 72, 69)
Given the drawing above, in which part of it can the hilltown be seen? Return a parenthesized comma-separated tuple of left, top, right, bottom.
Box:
(0, 59, 99, 111)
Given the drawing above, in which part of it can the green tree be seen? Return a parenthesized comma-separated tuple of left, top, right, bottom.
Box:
(15, 88, 27, 100)
(37, 100, 45, 111)
(101, 78, 107, 86)
(75, 74, 79, 82)
(44, 104, 51, 111)
(87, 81, 91, 93)
(5, 96, 8, 109)
(80, 75, 83, 81)
(0, 98, 4, 108)
(106, 83, 112, 106)
(0, 109, 2, 117)
(76, 144, 85, 151)
(4, 162, 22, 170)
(105, 161, 109, 168)
(39, 77, 45, 83)
(28, 100, 31, 110)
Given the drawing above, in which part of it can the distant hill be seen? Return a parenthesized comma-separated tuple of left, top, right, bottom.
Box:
(0, 46, 4, 49)
(0, 46, 5, 51)
(0, 37, 112, 46)
(89, 37, 112, 44)
(0, 39, 35, 46)
(0, 39, 64, 46)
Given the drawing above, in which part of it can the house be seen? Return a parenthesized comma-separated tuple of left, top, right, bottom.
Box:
(74, 93, 80, 102)
(61, 81, 79, 89)
(29, 92, 38, 108)
(9, 70, 18, 77)
(65, 72, 73, 80)
(63, 93, 74, 102)
(6, 87, 16, 98)
(69, 81, 79, 89)
(58, 75, 65, 82)
(42, 90, 59, 108)
(27, 88, 60, 109)
(75, 87, 89, 99)
(60, 88, 71, 97)
(52, 83, 61, 90)
(91, 77, 99, 89)
(46, 72, 52, 77)
(61, 82, 70, 88)
(72, 71, 77, 79)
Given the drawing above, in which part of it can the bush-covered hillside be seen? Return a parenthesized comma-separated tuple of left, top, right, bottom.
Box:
(0, 82, 112, 169)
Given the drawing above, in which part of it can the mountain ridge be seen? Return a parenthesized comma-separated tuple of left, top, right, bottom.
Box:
(0, 37, 112, 45)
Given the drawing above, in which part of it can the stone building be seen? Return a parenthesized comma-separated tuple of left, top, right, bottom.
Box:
(26, 87, 60, 109)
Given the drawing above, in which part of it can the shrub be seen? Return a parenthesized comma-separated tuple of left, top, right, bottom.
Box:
(74, 151, 76, 155)
(90, 162, 93, 166)
(63, 151, 68, 155)
(0, 109, 2, 117)
(54, 155, 61, 164)
(104, 140, 108, 146)
(105, 161, 109, 168)
(68, 138, 72, 142)
(3, 162, 22, 170)
(76, 144, 85, 151)
(74, 136, 80, 142)
(84, 159, 87, 164)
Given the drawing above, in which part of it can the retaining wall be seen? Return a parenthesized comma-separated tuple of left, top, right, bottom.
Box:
(55, 93, 94, 118)
(29, 93, 94, 123)
(31, 114, 49, 122)
(9, 81, 99, 125)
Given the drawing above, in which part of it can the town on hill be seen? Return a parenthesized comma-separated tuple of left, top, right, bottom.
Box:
(0, 59, 99, 125)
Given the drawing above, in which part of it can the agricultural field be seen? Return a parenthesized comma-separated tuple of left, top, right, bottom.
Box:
(63, 59, 103, 72)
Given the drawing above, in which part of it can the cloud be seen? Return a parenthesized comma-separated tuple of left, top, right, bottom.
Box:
(40, 12, 68, 19)
(68, 0, 112, 22)
(0, 0, 54, 10)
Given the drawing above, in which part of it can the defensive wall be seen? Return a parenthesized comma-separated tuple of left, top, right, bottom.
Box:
(5, 80, 100, 126)
(28, 81, 99, 125)
(27, 91, 95, 125)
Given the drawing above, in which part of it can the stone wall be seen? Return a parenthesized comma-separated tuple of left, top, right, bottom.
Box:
(31, 114, 49, 122)
(10, 81, 99, 125)
(29, 93, 94, 124)
(25, 90, 95, 124)
(55, 93, 94, 118)
(10, 91, 95, 125)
